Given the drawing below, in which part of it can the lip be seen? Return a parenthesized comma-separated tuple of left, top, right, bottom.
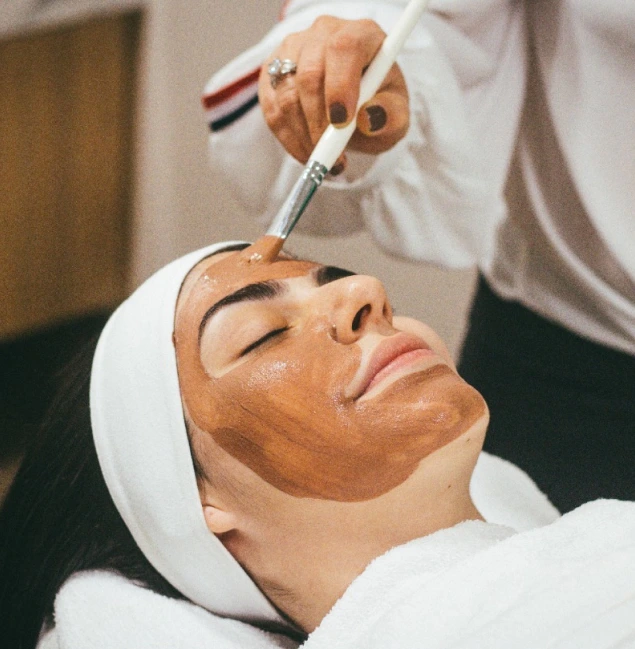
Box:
(347, 333, 437, 400)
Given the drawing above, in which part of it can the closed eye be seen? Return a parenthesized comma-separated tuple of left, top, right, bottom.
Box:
(240, 327, 289, 357)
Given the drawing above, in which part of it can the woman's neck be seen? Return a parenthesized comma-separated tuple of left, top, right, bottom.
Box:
(240, 487, 481, 632)
(223, 431, 486, 632)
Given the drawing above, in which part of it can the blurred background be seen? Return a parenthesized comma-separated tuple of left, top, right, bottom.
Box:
(0, 0, 475, 502)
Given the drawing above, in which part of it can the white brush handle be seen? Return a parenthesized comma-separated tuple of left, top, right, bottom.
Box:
(311, 0, 430, 170)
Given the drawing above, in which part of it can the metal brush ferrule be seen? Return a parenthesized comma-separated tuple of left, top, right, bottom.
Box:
(267, 159, 328, 239)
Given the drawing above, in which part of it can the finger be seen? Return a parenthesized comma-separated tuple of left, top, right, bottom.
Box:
(272, 82, 315, 162)
(323, 19, 386, 128)
(356, 83, 409, 138)
(294, 40, 329, 147)
(350, 90, 410, 155)
(259, 48, 314, 163)
(355, 62, 408, 137)
(329, 153, 347, 177)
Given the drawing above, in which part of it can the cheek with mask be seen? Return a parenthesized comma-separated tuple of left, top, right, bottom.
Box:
(180, 312, 485, 502)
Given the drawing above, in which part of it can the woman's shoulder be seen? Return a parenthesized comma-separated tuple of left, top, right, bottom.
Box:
(38, 570, 297, 649)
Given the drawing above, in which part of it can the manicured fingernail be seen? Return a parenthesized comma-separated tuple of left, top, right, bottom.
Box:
(366, 105, 387, 132)
(329, 102, 348, 125)
(330, 162, 345, 176)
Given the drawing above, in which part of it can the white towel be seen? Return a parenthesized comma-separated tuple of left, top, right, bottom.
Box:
(471, 451, 560, 531)
(304, 499, 635, 649)
(40, 500, 634, 649)
(39, 453, 594, 649)
(38, 571, 298, 649)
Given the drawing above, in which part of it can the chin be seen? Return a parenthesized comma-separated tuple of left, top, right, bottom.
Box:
(361, 362, 488, 427)
(412, 415, 488, 487)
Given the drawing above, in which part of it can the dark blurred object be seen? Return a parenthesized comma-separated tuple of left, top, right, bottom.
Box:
(0, 11, 140, 504)
(460, 276, 635, 513)
(0, 312, 110, 460)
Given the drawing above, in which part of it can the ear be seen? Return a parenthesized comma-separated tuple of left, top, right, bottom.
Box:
(198, 478, 239, 535)
(202, 503, 238, 535)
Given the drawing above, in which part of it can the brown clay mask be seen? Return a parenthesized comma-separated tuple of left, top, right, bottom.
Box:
(174, 239, 486, 502)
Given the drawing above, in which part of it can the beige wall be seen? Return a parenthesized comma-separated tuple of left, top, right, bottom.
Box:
(131, 0, 476, 358)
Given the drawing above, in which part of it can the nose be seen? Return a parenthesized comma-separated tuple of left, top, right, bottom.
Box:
(320, 275, 392, 344)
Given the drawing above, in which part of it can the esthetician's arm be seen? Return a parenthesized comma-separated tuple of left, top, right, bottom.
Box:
(205, 0, 525, 268)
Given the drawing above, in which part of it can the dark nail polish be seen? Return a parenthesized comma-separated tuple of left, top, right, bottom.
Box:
(366, 105, 387, 132)
(330, 162, 345, 176)
(329, 102, 348, 125)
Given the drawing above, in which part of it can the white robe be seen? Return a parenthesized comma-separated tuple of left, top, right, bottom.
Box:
(39, 498, 635, 649)
(205, 0, 635, 356)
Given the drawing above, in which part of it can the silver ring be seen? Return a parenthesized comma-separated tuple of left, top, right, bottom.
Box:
(267, 58, 297, 89)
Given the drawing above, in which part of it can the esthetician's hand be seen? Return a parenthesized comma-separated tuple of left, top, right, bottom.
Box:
(258, 16, 410, 175)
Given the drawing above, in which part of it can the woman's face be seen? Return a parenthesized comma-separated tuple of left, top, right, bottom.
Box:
(174, 243, 487, 502)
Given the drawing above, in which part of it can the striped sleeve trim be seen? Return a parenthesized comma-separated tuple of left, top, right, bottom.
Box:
(202, 67, 260, 132)
(202, 2, 293, 131)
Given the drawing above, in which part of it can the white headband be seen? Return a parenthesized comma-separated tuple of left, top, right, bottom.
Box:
(90, 241, 283, 624)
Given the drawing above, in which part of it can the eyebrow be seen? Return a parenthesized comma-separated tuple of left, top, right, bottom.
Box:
(197, 265, 357, 342)
(198, 280, 286, 342)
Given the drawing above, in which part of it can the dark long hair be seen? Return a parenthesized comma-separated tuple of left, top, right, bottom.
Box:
(0, 335, 182, 649)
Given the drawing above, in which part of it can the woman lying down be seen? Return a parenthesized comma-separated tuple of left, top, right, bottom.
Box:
(1, 238, 634, 648)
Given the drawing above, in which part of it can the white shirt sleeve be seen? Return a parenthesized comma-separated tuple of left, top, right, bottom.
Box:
(205, 0, 526, 268)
